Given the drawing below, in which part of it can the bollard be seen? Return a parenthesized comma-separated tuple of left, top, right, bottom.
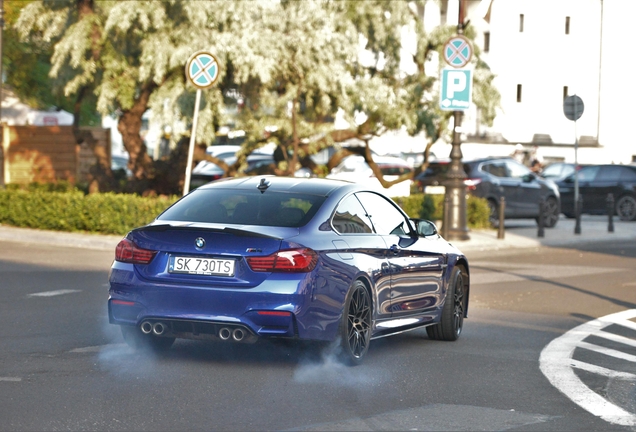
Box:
(574, 195, 583, 235)
(442, 194, 451, 238)
(607, 193, 615, 233)
(537, 198, 545, 238)
(497, 197, 505, 239)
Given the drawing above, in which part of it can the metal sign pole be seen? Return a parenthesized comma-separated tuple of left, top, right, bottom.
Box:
(182, 50, 220, 196)
(182, 89, 202, 196)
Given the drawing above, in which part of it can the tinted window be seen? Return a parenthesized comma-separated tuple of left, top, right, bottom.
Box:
(158, 189, 324, 227)
(576, 166, 599, 182)
(596, 166, 621, 181)
(620, 167, 636, 181)
(506, 160, 531, 179)
(482, 162, 508, 178)
(355, 192, 410, 235)
(332, 195, 374, 234)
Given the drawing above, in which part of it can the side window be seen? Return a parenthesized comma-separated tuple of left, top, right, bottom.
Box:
(332, 195, 374, 234)
(596, 166, 621, 182)
(620, 167, 636, 181)
(506, 160, 531, 179)
(355, 192, 410, 236)
(482, 163, 508, 178)
(576, 166, 599, 182)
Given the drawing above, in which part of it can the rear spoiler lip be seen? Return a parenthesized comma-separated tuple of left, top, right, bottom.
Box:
(131, 222, 284, 240)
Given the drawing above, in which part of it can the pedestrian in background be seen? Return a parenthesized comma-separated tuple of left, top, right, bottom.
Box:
(511, 143, 525, 164)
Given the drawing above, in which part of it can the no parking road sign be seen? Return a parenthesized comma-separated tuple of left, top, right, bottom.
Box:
(186, 51, 220, 89)
(443, 35, 473, 68)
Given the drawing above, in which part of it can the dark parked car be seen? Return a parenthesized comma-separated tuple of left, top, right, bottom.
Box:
(415, 157, 561, 227)
(555, 164, 636, 221)
(108, 177, 470, 365)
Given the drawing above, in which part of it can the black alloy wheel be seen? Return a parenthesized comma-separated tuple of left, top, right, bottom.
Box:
(536, 196, 559, 228)
(427, 267, 465, 341)
(339, 280, 372, 365)
(616, 195, 636, 221)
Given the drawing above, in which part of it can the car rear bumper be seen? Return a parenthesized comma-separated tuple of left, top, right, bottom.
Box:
(108, 264, 342, 342)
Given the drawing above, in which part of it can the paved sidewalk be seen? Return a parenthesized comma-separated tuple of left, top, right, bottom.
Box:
(0, 215, 634, 253)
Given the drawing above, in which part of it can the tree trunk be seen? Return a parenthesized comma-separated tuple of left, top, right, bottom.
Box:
(117, 82, 157, 185)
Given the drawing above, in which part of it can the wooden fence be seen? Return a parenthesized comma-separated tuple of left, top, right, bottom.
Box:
(1, 125, 111, 185)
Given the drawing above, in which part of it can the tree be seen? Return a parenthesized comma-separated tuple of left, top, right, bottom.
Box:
(17, 0, 500, 195)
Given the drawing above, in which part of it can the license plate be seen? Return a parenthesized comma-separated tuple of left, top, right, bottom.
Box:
(169, 256, 235, 276)
(425, 185, 446, 194)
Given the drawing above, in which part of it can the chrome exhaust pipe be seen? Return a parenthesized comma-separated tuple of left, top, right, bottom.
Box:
(140, 321, 153, 334)
(219, 327, 231, 341)
(232, 328, 245, 342)
(152, 322, 166, 336)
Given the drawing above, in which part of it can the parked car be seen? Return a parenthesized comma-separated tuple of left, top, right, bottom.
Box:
(108, 177, 470, 365)
(555, 164, 636, 221)
(415, 157, 561, 227)
(540, 162, 592, 182)
(111, 153, 132, 178)
(326, 154, 414, 197)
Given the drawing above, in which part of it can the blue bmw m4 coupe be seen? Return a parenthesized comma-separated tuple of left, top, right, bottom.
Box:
(108, 176, 470, 365)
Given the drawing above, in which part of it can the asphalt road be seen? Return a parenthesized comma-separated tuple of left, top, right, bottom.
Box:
(1, 238, 635, 431)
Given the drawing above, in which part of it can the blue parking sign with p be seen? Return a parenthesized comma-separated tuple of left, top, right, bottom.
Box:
(440, 69, 472, 111)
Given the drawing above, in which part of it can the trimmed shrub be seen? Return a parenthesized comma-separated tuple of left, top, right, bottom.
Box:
(0, 189, 178, 235)
(395, 193, 490, 229)
(0, 188, 490, 235)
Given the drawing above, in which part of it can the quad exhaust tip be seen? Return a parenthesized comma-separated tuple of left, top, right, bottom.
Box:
(232, 328, 245, 342)
(152, 322, 166, 336)
(140, 321, 153, 334)
(219, 327, 232, 341)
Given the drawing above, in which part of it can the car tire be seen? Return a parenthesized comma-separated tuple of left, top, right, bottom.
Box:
(338, 280, 372, 366)
(121, 325, 175, 352)
(487, 199, 500, 228)
(426, 267, 465, 341)
(536, 196, 559, 228)
(616, 195, 636, 221)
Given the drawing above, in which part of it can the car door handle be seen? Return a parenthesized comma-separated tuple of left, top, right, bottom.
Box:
(389, 244, 400, 255)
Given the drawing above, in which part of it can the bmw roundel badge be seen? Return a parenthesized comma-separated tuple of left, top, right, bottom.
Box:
(195, 237, 206, 249)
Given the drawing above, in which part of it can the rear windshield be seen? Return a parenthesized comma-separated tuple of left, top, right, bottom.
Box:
(157, 188, 326, 228)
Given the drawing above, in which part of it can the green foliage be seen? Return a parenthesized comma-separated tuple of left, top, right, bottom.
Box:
(0, 188, 489, 235)
(396, 193, 490, 229)
(0, 190, 178, 235)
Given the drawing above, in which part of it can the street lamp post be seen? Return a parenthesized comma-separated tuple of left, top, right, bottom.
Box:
(444, 111, 470, 240)
(443, 0, 470, 241)
(0, 0, 5, 188)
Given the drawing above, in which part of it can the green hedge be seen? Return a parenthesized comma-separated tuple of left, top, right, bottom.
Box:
(0, 189, 178, 235)
(395, 193, 491, 229)
(0, 187, 490, 235)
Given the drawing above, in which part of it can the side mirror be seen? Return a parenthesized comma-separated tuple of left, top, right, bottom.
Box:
(523, 173, 536, 183)
(411, 219, 438, 237)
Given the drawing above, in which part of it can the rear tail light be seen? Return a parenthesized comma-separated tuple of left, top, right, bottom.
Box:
(464, 178, 482, 191)
(115, 238, 157, 264)
(247, 248, 318, 273)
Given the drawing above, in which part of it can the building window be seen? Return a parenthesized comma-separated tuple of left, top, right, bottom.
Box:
(563, 86, 568, 100)
(519, 14, 525, 32)
(565, 16, 570, 34)
(517, 84, 522, 103)
(484, 32, 490, 53)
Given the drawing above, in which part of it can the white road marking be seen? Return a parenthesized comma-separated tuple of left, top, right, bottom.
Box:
(540, 309, 636, 426)
(0, 377, 22, 382)
(570, 359, 636, 380)
(28, 289, 81, 298)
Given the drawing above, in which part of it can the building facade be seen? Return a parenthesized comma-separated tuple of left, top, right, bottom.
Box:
(429, 0, 635, 165)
